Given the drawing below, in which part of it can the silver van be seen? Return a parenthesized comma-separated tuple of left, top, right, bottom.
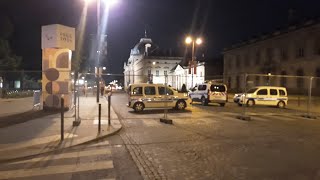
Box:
(127, 83, 191, 112)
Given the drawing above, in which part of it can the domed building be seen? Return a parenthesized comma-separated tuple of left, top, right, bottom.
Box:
(123, 36, 206, 90)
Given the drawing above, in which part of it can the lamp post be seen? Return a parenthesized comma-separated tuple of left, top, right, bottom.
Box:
(84, 0, 118, 102)
(185, 36, 202, 88)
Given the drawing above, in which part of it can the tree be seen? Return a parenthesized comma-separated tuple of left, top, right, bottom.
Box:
(0, 16, 21, 71)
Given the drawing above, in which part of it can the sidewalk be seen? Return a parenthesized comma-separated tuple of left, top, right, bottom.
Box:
(0, 95, 122, 163)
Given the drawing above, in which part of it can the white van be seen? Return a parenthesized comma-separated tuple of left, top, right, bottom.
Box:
(238, 86, 288, 108)
(127, 83, 191, 112)
(188, 83, 228, 106)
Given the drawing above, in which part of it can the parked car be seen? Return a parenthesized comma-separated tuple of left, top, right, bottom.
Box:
(233, 93, 243, 103)
(238, 86, 288, 108)
(188, 82, 228, 106)
(127, 83, 191, 112)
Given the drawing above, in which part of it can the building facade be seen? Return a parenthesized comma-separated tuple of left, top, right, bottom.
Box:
(223, 19, 320, 94)
(123, 37, 205, 90)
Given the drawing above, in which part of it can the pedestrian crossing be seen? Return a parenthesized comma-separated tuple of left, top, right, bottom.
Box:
(0, 141, 115, 180)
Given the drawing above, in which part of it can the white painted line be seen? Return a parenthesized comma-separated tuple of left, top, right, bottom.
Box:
(93, 120, 109, 125)
(88, 141, 110, 147)
(0, 160, 113, 179)
(10, 148, 111, 164)
(0, 133, 78, 152)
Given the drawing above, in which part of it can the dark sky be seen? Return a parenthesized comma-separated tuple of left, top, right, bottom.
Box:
(1, 0, 320, 74)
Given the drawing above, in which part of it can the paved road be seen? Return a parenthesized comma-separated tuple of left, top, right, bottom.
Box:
(0, 138, 142, 180)
(111, 92, 320, 180)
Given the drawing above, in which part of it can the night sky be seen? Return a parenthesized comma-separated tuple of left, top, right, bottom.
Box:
(1, 0, 320, 74)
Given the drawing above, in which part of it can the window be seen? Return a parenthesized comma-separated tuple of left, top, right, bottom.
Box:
(156, 70, 159, 77)
(144, 86, 156, 95)
(279, 90, 286, 96)
(148, 69, 151, 75)
(158, 86, 173, 95)
(244, 53, 249, 66)
(255, 76, 260, 86)
(316, 68, 320, 87)
(236, 76, 240, 89)
(210, 85, 226, 92)
(314, 37, 320, 55)
(164, 70, 167, 75)
(132, 87, 143, 95)
(236, 55, 241, 67)
(270, 89, 278, 95)
(257, 89, 268, 95)
(280, 48, 288, 61)
(280, 71, 287, 87)
(296, 47, 305, 58)
(198, 85, 207, 91)
(296, 69, 304, 88)
(255, 51, 260, 65)
(267, 48, 274, 62)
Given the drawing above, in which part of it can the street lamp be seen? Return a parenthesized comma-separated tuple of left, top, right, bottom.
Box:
(185, 36, 202, 88)
(83, 0, 118, 102)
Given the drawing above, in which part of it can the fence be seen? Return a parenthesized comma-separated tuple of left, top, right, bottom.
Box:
(0, 70, 319, 120)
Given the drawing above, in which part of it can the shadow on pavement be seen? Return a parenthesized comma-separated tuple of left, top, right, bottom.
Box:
(0, 110, 59, 128)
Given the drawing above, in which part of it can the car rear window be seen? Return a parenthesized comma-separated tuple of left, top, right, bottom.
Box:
(158, 86, 174, 95)
(210, 85, 226, 92)
(279, 89, 286, 96)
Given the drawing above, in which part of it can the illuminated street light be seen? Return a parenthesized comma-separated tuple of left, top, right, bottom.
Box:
(185, 36, 203, 88)
(104, 0, 118, 7)
(185, 36, 192, 44)
(83, 0, 119, 102)
(196, 38, 202, 45)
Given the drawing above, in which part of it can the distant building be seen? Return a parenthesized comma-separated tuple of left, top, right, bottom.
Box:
(223, 19, 320, 94)
(123, 37, 205, 90)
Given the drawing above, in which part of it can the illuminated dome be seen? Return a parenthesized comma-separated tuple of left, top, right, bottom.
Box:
(130, 38, 158, 55)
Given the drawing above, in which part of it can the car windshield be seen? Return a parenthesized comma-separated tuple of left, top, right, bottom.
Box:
(210, 85, 226, 92)
(247, 88, 258, 93)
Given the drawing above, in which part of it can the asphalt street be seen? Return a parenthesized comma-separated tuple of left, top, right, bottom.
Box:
(110, 92, 320, 180)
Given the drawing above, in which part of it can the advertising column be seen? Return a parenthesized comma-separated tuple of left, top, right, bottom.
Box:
(41, 24, 75, 110)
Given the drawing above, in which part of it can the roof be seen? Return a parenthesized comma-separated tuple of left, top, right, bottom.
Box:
(223, 17, 320, 52)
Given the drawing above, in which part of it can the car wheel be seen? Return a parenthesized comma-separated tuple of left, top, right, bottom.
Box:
(246, 99, 255, 107)
(277, 101, 286, 108)
(201, 97, 208, 106)
(219, 103, 225, 107)
(176, 100, 186, 110)
(133, 102, 144, 112)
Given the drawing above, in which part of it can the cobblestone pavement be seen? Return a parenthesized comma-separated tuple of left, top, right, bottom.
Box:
(112, 93, 320, 180)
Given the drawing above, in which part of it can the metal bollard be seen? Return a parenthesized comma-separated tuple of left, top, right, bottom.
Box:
(61, 98, 64, 141)
(98, 103, 101, 132)
(108, 95, 111, 125)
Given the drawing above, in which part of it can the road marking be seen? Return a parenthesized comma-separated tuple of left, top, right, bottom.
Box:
(93, 119, 110, 125)
(0, 160, 113, 179)
(9, 148, 111, 164)
(0, 133, 78, 152)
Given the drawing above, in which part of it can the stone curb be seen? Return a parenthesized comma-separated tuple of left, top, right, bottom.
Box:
(0, 126, 122, 163)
